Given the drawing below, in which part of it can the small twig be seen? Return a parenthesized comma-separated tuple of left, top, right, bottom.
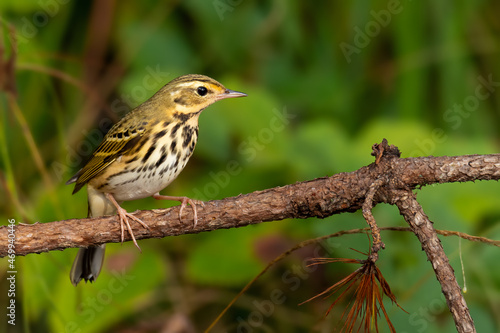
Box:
(362, 177, 385, 261)
(206, 225, 496, 332)
(437, 229, 500, 247)
(372, 142, 385, 165)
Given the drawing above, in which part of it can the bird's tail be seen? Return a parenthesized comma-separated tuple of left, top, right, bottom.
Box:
(70, 185, 116, 286)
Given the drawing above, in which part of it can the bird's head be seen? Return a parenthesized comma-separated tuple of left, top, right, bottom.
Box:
(153, 74, 247, 117)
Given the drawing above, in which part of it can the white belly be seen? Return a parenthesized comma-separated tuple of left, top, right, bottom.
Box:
(107, 145, 193, 201)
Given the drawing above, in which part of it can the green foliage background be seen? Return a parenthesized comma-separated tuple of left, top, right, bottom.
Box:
(1, 1, 500, 332)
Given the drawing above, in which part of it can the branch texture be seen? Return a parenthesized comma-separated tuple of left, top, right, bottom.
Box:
(392, 190, 475, 333)
(1, 152, 500, 257)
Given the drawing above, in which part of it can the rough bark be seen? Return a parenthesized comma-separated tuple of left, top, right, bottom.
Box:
(392, 190, 475, 333)
(3, 152, 499, 257)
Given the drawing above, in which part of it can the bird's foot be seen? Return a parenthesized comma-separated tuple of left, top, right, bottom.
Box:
(105, 193, 149, 252)
(152, 194, 204, 227)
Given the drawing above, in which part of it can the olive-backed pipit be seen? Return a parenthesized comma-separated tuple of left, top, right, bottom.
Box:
(67, 74, 246, 286)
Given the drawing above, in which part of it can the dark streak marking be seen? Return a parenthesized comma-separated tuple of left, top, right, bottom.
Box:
(107, 168, 129, 181)
(170, 123, 181, 139)
(182, 126, 193, 148)
(117, 175, 141, 186)
(188, 141, 196, 154)
(173, 112, 192, 123)
(154, 146, 168, 169)
(123, 135, 148, 155)
(174, 96, 189, 106)
(170, 159, 179, 171)
(155, 154, 167, 168)
(127, 155, 139, 163)
(158, 166, 168, 175)
(154, 129, 168, 141)
(142, 144, 156, 163)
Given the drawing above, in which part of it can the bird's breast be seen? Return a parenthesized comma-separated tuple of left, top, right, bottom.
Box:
(91, 123, 199, 201)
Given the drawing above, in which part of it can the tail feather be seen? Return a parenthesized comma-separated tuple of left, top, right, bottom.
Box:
(70, 245, 106, 286)
(70, 185, 116, 286)
(65, 172, 79, 185)
(66, 169, 85, 194)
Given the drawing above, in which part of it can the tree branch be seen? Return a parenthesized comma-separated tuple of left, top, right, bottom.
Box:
(392, 190, 476, 333)
(1, 151, 500, 257)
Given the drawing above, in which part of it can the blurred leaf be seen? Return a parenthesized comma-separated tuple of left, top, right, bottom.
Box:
(187, 227, 264, 286)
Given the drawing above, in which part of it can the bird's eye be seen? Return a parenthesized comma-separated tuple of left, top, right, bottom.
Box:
(197, 86, 208, 96)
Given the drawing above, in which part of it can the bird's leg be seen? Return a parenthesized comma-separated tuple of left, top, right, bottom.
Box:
(152, 193, 204, 227)
(105, 193, 149, 251)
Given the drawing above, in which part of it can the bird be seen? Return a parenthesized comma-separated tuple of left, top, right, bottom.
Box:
(67, 74, 247, 286)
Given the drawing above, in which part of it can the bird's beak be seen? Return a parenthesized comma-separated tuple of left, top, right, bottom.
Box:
(217, 89, 247, 100)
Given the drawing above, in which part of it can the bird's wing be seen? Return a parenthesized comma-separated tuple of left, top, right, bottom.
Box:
(67, 121, 147, 194)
